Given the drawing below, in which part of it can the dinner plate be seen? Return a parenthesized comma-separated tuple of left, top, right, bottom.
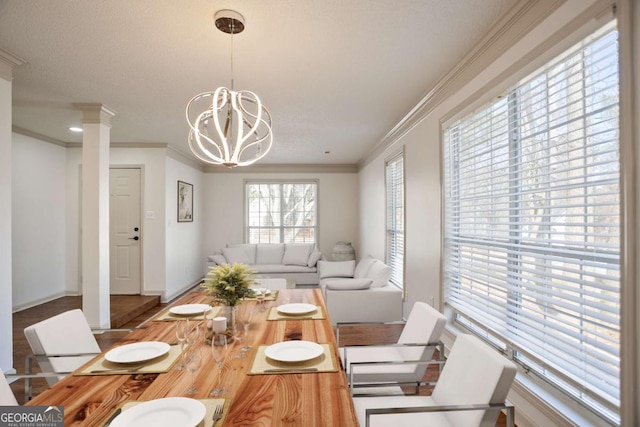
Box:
(169, 303, 211, 316)
(277, 303, 317, 315)
(265, 340, 324, 363)
(110, 397, 206, 427)
(105, 341, 171, 364)
(251, 287, 272, 295)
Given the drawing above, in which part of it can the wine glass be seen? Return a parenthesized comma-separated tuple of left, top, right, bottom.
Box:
(187, 320, 201, 346)
(236, 304, 254, 356)
(184, 346, 202, 395)
(210, 334, 228, 396)
(174, 319, 189, 370)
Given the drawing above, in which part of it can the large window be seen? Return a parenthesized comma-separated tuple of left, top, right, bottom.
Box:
(443, 23, 620, 423)
(245, 181, 318, 244)
(386, 152, 405, 288)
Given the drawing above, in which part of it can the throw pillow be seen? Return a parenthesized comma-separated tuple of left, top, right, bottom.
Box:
(307, 250, 323, 267)
(282, 243, 313, 266)
(325, 278, 372, 290)
(354, 255, 377, 278)
(366, 260, 392, 288)
(317, 260, 356, 279)
(222, 247, 251, 265)
(208, 254, 228, 265)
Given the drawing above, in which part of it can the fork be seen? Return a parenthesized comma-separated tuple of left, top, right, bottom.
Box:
(211, 403, 224, 425)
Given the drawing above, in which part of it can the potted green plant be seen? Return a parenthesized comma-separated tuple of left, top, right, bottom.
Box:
(202, 263, 256, 341)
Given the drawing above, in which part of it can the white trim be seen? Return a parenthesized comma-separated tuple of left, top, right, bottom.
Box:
(205, 163, 357, 174)
(11, 291, 66, 313)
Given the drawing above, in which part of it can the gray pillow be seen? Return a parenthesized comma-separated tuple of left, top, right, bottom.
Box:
(222, 247, 251, 264)
(317, 260, 356, 279)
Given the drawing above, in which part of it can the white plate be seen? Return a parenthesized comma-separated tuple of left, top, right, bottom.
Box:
(105, 341, 171, 364)
(110, 397, 206, 427)
(251, 287, 272, 295)
(265, 341, 324, 363)
(277, 303, 317, 315)
(169, 304, 211, 316)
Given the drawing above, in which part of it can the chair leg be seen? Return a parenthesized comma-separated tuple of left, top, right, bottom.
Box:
(505, 404, 515, 427)
(25, 354, 34, 401)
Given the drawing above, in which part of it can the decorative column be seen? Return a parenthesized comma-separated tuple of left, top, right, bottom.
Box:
(0, 49, 25, 372)
(75, 103, 117, 329)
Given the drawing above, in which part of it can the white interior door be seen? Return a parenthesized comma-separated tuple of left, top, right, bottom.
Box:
(109, 168, 141, 294)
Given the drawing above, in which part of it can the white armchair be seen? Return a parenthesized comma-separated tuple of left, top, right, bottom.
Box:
(0, 371, 18, 405)
(352, 334, 517, 427)
(318, 256, 403, 324)
(338, 301, 447, 395)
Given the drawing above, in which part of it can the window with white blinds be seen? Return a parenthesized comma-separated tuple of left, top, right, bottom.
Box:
(443, 23, 620, 423)
(246, 181, 318, 244)
(386, 152, 405, 288)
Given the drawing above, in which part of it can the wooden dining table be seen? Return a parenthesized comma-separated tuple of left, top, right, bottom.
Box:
(26, 288, 358, 426)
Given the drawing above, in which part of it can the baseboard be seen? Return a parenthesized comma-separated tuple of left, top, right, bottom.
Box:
(162, 278, 204, 303)
(12, 291, 66, 313)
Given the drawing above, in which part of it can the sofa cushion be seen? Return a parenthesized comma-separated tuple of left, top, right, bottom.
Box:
(222, 247, 252, 265)
(318, 260, 356, 279)
(367, 260, 392, 288)
(283, 243, 314, 266)
(307, 250, 323, 267)
(208, 254, 227, 265)
(354, 255, 377, 278)
(256, 243, 285, 265)
(325, 278, 372, 290)
(226, 243, 257, 264)
(253, 264, 317, 274)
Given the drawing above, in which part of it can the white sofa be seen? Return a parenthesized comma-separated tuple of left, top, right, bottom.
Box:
(318, 256, 403, 324)
(207, 243, 322, 286)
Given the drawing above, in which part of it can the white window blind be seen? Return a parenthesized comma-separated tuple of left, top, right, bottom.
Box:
(386, 152, 405, 288)
(246, 182, 318, 244)
(443, 23, 620, 423)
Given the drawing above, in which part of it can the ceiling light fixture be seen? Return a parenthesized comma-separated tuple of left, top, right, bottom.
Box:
(186, 9, 272, 168)
(69, 127, 83, 132)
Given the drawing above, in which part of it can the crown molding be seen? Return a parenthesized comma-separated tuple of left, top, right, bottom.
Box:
(167, 146, 205, 171)
(358, 0, 565, 169)
(67, 141, 169, 149)
(0, 48, 27, 81)
(12, 126, 67, 147)
(203, 163, 358, 174)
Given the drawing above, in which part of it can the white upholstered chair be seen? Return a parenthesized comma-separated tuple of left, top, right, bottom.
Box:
(353, 334, 517, 427)
(338, 301, 446, 393)
(24, 309, 102, 389)
(0, 371, 18, 406)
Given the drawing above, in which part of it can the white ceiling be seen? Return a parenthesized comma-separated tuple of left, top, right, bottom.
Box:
(0, 0, 514, 166)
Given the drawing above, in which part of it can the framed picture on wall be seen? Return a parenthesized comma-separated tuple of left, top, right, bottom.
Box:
(177, 180, 193, 222)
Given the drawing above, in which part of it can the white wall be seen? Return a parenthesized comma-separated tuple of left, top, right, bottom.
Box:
(12, 133, 67, 310)
(66, 146, 168, 297)
(357, 0, 620, 425)
(165, 156, 203, 300)
(202, 172, 359, 267)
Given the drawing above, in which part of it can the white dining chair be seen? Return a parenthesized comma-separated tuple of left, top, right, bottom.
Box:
(23, 309, 102, 393)
(353, 334, 517, 427)
(338, 301, 446, 393)
(0, 371, 18, 405)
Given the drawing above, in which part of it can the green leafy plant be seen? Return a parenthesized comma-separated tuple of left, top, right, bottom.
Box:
(202, 263, 256, 306)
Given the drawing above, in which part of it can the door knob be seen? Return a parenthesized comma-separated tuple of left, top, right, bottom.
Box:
(128, 236, 139, 241)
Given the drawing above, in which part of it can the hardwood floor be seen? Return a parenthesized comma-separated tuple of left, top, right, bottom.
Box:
(9, 295, 512, 426)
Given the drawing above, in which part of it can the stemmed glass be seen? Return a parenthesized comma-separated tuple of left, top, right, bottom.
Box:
(184, 346, 202, 395)
(235, 304, 254, 357)
(174, 319, 190, 370)
(187, 320, 201, 346)
(210, 334, 229, 396)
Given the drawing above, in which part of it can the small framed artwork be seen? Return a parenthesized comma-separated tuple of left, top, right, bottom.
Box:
(177, 180, 193, 222)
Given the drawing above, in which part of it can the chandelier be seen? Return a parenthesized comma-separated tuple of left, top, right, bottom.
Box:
(186, 10, 272, 168)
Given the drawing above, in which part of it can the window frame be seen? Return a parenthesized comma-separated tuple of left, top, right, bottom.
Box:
(385, 150, 405, 289)
(244, 179, 319, 245)
(442, 22, 621, 424)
